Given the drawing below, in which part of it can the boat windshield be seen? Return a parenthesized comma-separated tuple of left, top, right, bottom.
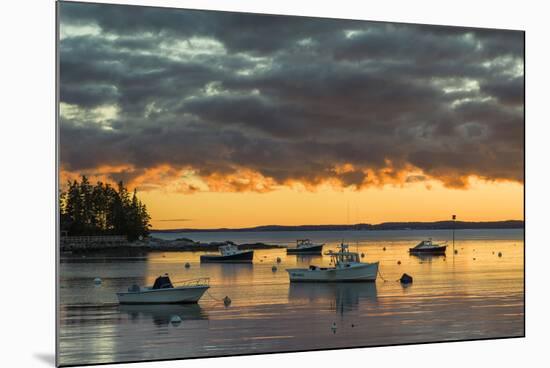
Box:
(415, 240, 433, 248)
(334, 252, 359, 264)
(324, 244, 361, 264)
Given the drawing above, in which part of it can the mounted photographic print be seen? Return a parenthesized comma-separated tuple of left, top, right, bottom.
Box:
(56, 1, 525, 366)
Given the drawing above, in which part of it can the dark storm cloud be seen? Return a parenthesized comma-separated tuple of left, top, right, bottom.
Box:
(58, 2, 524, 190)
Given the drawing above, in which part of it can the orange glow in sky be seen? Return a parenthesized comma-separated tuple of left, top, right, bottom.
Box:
(136, 177, 523, 229)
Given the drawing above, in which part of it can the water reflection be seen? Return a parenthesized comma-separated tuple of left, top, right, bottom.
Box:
(119, 304, 208, 327)
(288, 283, 377, 314)
(294, 255, 324, 265)
(409, 253, 446, 262)
(59, 229, 524, 366)
(199, 263, 254, 284)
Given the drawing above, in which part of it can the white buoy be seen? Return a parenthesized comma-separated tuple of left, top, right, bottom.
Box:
(93, 277, 102, 285)
(184, 262, 190, 268)
(272, 265, 277, 272)
(170, 315, 182, 326)
(276, 257, 281, 263)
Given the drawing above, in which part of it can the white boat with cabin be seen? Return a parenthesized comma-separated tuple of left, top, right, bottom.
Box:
(116, 274, 209, 304)
(286, 243, 379, 282)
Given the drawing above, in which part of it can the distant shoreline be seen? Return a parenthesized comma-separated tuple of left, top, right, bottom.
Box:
(151, 220, 524, 233)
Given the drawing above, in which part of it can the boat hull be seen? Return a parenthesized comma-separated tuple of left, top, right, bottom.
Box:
(287, 262, 379, 282)
(286, 244, 324, 255)
(200, 250, 254, 263)
(409, 245, 446, 254)
(117, 285, 209, 304)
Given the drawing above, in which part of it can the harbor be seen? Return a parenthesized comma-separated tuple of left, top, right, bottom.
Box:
(58, 228, 524, 366)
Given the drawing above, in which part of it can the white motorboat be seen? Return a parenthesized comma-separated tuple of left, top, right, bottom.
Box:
(286, 239, 325, 254)
(116, 274, 209, 304)
(286, 243, 379, 282)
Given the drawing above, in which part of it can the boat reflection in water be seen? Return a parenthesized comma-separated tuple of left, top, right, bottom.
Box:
(119, 303, 208, 327)
(294, 254, 323, 264)
(288, 282, 377, 314)
(409, 252, 446, 262)
(200, 263, 254, 282)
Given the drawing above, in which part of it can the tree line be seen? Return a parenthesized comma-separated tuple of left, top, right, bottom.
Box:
(59, 176, 151, 241)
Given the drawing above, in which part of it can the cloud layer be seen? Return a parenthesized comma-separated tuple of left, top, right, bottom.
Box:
(59, 2, 524, 192)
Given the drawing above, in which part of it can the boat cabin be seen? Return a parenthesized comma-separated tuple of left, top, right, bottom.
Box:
(327, 243, 361, 266)
(219, 244, 240, 256)
(416, 240, 433, 248)
(296, 239, 313, 247)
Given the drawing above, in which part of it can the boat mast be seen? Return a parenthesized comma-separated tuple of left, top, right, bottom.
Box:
(452, 214, 456, 255)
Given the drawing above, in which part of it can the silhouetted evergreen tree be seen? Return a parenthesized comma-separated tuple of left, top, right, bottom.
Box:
(59, 176, 151, 240)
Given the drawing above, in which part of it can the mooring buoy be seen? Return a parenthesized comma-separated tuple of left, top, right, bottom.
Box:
(170, 315, 182, 326)
(272, 265, 277, 272)
(397, 260, 401, 265)
(184, 262, 190, 268)
(498, 252, 502, 257)
(383, 247, 386, 251)
(361, 253, 365, 258)
(93, 277, 102, 285)
(223, 296, 232, 307)
(400, 273, 413, 284)
(276, 257, 281, 263)
(331, 322, 337, 333)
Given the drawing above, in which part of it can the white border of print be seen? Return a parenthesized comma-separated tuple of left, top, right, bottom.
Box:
(2, 1, 547, 368)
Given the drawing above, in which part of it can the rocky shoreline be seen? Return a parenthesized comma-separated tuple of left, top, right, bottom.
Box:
(60, 236, 285, 255)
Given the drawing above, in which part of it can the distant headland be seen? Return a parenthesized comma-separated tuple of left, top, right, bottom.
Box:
(152, 220, 524, 233)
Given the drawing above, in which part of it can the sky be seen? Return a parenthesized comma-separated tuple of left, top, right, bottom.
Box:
(58, 2, 524, 229)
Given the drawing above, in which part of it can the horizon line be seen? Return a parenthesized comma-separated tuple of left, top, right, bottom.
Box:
(150, 219, 524, 232)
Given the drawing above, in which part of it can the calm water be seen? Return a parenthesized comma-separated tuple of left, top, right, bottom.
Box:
(58, 229, 524, 366)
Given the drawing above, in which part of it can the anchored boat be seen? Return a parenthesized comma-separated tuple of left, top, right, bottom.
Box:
(409, 239, 447, 255)
(116, 274, 209, 304)
(200, 244, 254, 263)
(286, 239, 325, 255)
(287, 243, 379, 282)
